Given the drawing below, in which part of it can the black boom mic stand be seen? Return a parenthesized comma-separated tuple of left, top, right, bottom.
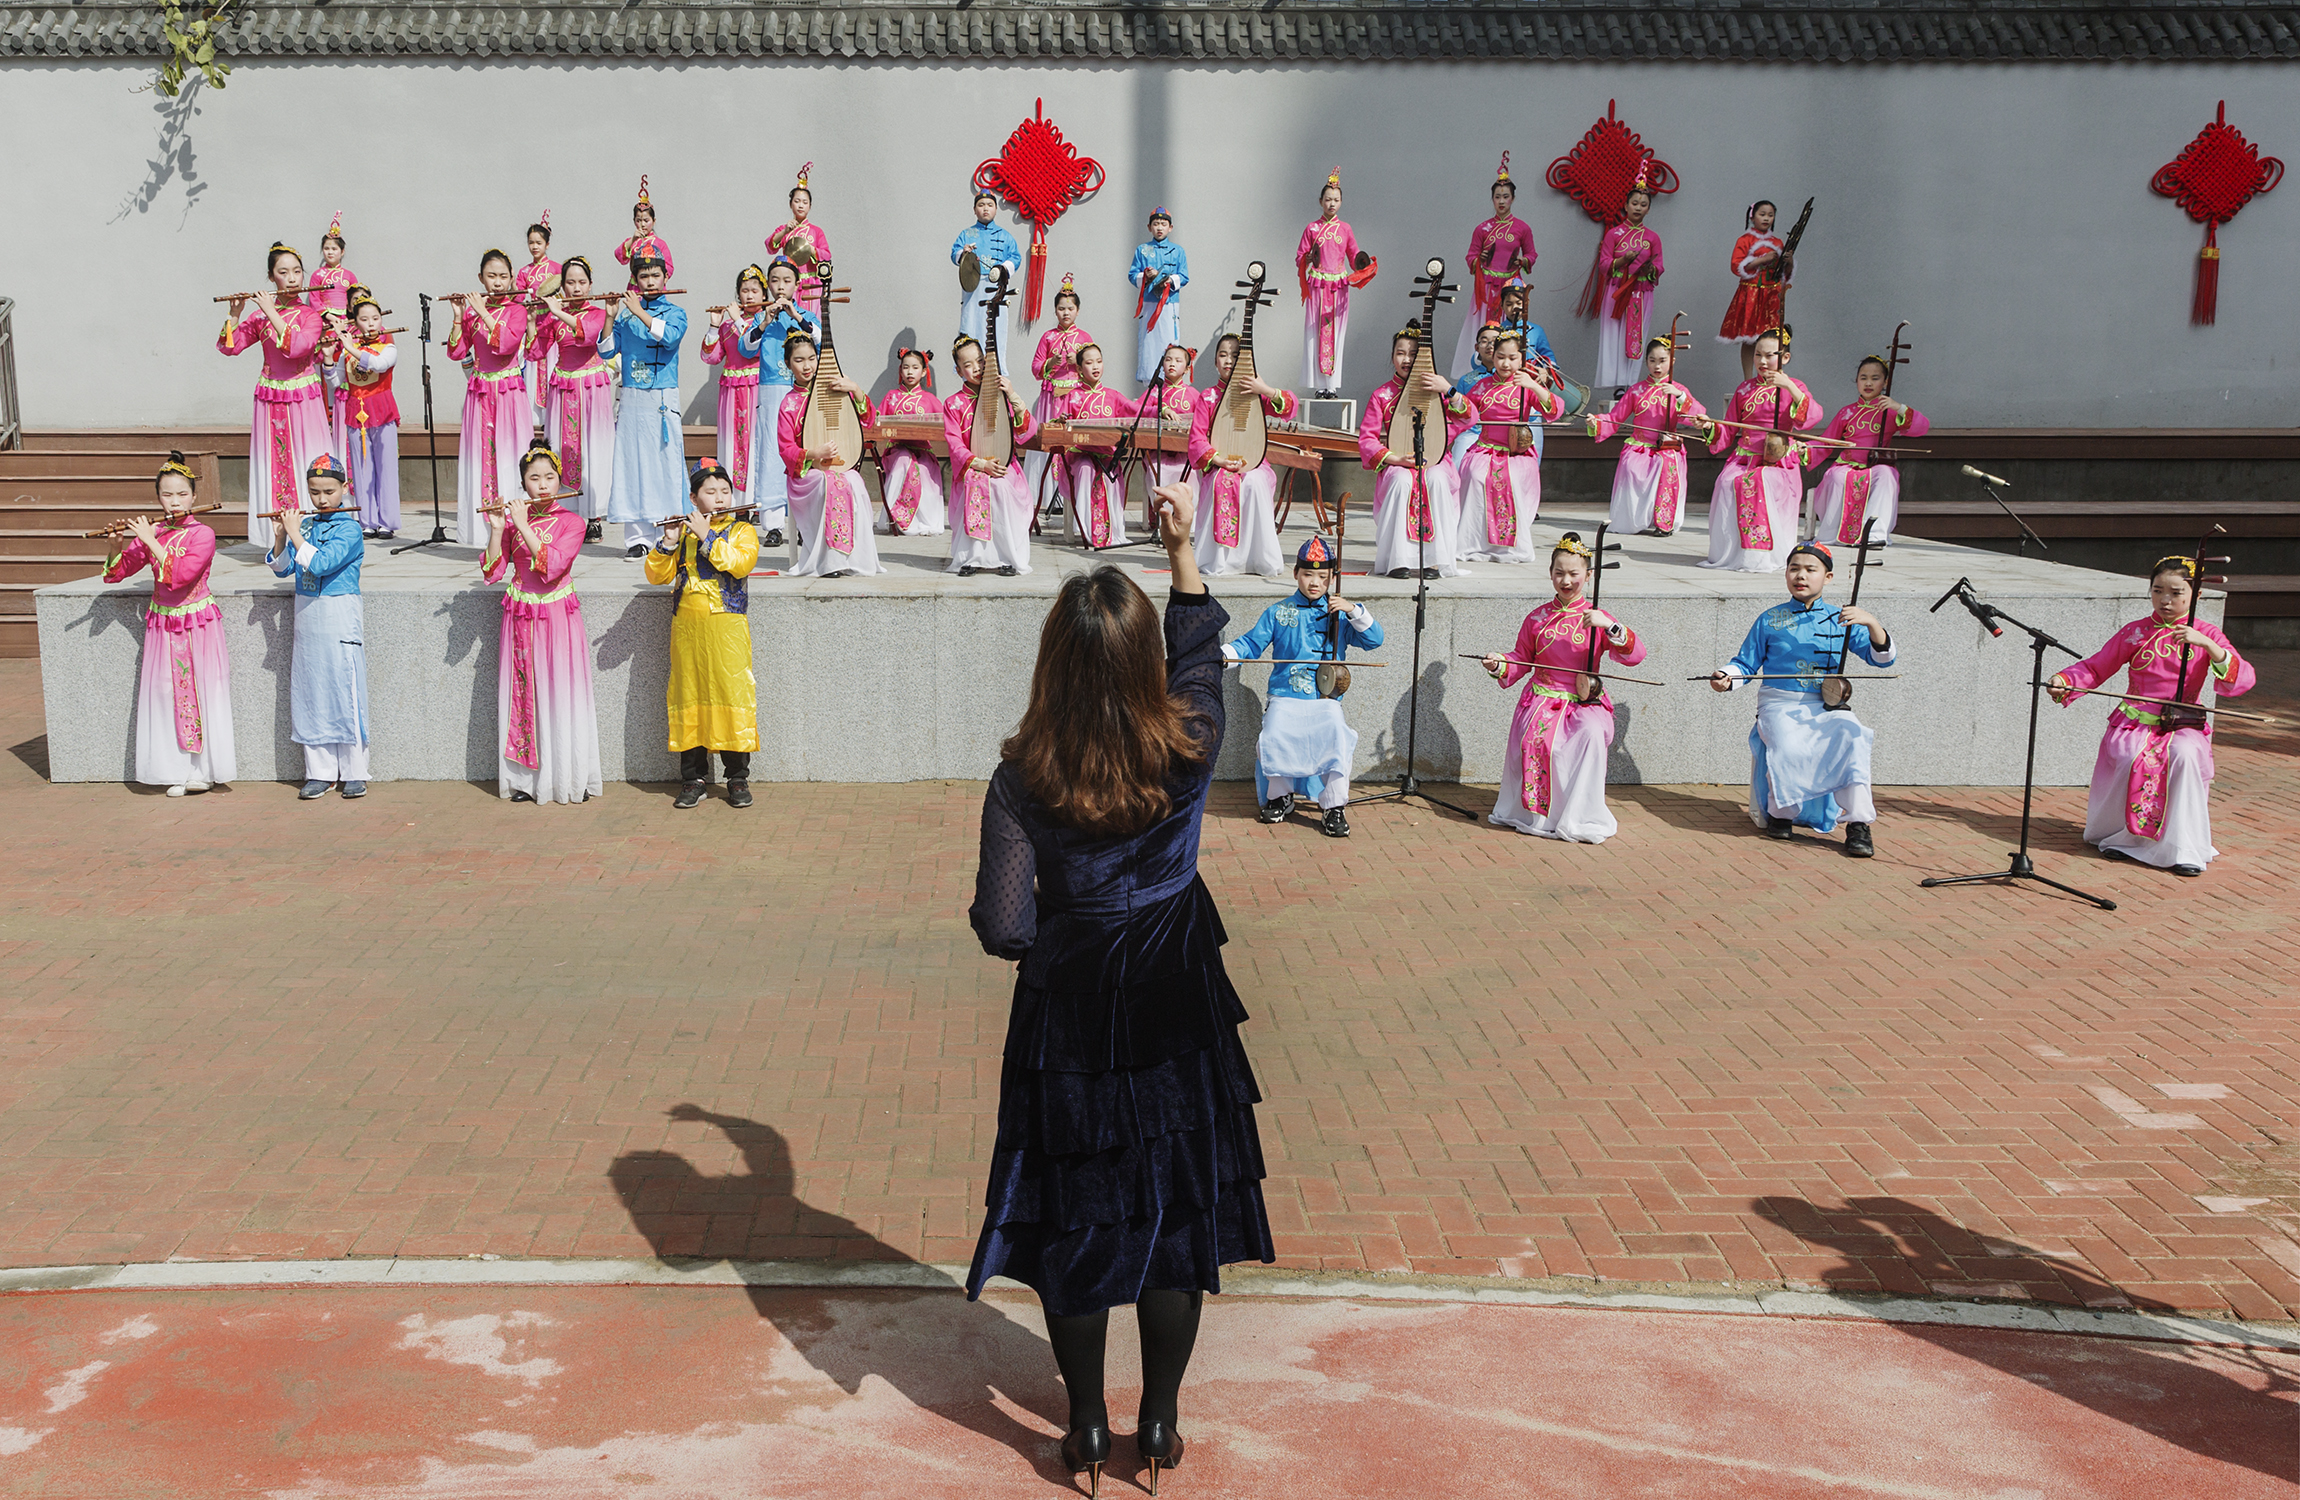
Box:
(1917, 576, 2114, 911)
(393, 292, 454, 555)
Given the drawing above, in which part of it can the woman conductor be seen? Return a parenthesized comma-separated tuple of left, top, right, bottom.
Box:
(966, 482, 1276, 1495)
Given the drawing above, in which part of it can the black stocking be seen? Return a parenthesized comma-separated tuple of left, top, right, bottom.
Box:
(1134, 1289, 1203, 1428)
(1043, 1305, 1110, 1432)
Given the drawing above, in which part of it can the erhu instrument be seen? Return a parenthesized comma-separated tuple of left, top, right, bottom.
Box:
(84, 503, 223, 538)
(969, 267, 1018, 469)
(1384, 258, 1457, 465)
(799, 263, 865, 471)
(1208, 261, 1278, 472)
(2158, 524, 2232, 734)
(1819, 518, 1888, 710)
(1575, 523, 1626, 702)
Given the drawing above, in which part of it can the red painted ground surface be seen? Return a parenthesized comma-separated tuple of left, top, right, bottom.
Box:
(0, 655, 2297, 1319)
(3, 1285, 2293, 1498)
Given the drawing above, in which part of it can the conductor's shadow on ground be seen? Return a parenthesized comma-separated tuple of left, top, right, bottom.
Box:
(610, 1106, 1068, 1470)
(1756, 1195, 2299, 1483)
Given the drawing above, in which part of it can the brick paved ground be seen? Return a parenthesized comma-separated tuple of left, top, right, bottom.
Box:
(2, 652, 2295, 1319)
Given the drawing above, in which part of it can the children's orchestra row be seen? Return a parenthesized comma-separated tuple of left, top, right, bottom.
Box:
(105, 455, 2256, 879)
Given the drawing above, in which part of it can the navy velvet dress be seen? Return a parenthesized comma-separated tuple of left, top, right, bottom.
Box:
(965, 589, 1276, 1319)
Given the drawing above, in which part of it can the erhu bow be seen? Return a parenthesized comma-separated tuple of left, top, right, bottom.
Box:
(1820, 518, 1888, 710)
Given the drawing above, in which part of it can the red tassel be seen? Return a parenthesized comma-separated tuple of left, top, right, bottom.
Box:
(1573, 234, 1608, 320)
(1026, 233, 1049, 323)
(2192, 221, 2220, 326)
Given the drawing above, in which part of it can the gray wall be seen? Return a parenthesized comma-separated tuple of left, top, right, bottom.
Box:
(5, 60, 2297, 428)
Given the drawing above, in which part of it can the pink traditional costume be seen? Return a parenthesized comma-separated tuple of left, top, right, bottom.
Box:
(529, 271, 614, 523)
(1059, 380, 1140, 549)
(2055, 604, 2256, 872)
(1701, 372, 1819, 573)
(218, 270, 330, 552)
(481, 491, 602, 805)
(1451, 155, 1537, 379)
(873, 373, 948, 536)
(1486, 584, 1645, 843)
(1142, 369, 1202, 490)
(1718, 220, 1787, 345)
(777, 385, 883, 577)
(1360, 369, 1476, 578)
(445, 288, 531, 544)
(308, 212, 357, 316)
(1457, 372, 1563, 564)
(615, 177, 675, 289)
(765, 164, 831, 313)
(1296, 171, 1370, 396)
(1025, 308, 1094, 507)
(1589, 375, 1706, 536)
(103, 473, 236, 793)
(700, 308, 763, 510)
(1188, 378, 1294, 578)
(1809, 395, 1931, 547)
(330, 300, 401, 537)
(514, 236, 565, 429)
(943, 375, 1040, 576)
(1592, 219, 1664, 389)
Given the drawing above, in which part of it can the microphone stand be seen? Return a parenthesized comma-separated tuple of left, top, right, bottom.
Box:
(1349, 406, 1483, 821)
(392, 293, 454, 555)
(1918, 577, 2115, 911)
(1971, 472, 2047, 560)
(1082, 367, 1171, 552)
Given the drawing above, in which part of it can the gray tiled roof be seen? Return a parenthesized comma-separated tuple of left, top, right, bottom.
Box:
(5, 3, 2296, 64)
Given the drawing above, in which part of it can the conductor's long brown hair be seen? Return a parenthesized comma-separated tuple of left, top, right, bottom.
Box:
(1003, 567, 1208, 838)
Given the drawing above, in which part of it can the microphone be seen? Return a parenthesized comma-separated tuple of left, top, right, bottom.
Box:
(1961, 463, 2012, 487)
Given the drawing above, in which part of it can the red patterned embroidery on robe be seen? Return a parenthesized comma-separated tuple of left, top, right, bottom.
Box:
(1734, 465, 1773, 549)
(1484, 453, 1517, 548)
(166, 630, 204, 754)
(728, 403, 752, 493)
(1654, 450, 1682, 533)
(1520, 694, 1571, 814)
(269, 408, 297, 511)
(2125, 731, 2173, 839)
(963, 471, 993, 540)
(823, 472, 857, 555)
(506, 614, 540, 769)
(1212, 465, 1243, 548)
(1836, 467, 1874, 546)
(558, 403, 584, 493)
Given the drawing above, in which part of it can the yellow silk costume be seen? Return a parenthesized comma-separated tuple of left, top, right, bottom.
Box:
(643, 519, 760, 752)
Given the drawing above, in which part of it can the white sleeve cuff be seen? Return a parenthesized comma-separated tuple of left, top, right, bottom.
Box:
(646, 317, 667, 340)
(1347, 603, 1374, 629)
(293, 541, 318, 568)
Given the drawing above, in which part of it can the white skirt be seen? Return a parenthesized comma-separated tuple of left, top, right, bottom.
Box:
(1809, 465, 1902, 548)
(878, 448, 948, 536)
(1489, 700, 1617, 843)
(1257, 695, 1357, 793)
(1066, 454, 1131, 548)
(787, 468, 884, 576)
(1594, 310, 1645, 389)
(1457, 450, 1543, 563)
(2084, 723, 2220, 870)
(1700, 461, 1802, 573)
(947, 467, 1034, 574)
(1747, 692, 1875, 831)
(1192, 464, 1285, 578)
(1606, 444, 1688, 536)
(1371, 463, 1465, 578)
(133, 614, 236, 789)
(1302, 299, 1349, 393)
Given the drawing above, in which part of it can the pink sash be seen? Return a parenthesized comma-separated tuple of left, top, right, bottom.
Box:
(1212, 466, 1243, 548)
(1733, 465, 1773, 549)
(963, 472, 993, 540)
(728, 402, 752, 493)
(1836, 468, 1873, 546)
(1654, 450, 1682, 533)
(889, 453, 922, 532)
(478, 394, 502, 507)
(267, 405, 297, 513)
(824, 472, 856, 555)
(1483, 453, 1517, 549)
(165, 629, 204, 754)
(558, 401, 584, 493)
(506, 614, 540, 769)
(1085, 462, 1114, 548)
(1404, 466, 1434, 544)
(1519, 693, 1572, 814)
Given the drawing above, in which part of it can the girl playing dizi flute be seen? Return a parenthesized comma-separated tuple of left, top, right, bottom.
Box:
(530, 257, 615, 539)
(481, 443, 602, 806)
(701, 266, 768, 512)
(516, 213, 563, 429)
(444, 249, 531, 545)
(102, 453, 236, 797)
(320, 286, 402, 539)
(219, 242, 329, 550)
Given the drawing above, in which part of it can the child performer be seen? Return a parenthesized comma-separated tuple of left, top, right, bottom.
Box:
(1453, 154, 1537, 379)
(444, 250, 531, 545)
(643, 459, 759, 809)
(481, 442, 602, 805)
(1448, 322, 1500, 468)
(765, 163, 831, 314)
(1222, 534, 1382, 838)
(614, 176, 674, 286)
(1701, 326, 1818, 574)
(700, 266, 767, 512)
(1719, 200, 1786, 380)
(308, 212, 359, 316)
(1458, 332, 1563, 565)
(2049, 558, 2257, 876)
(1058, 344, 1138, 549)
(1360, 323, 1476, 579)
(735, 260, 816, 548)
(220, 243, 329, 551)
(324, 287, 401, 539)
(1143, 342, 1203, 491)
(1190, 335, 1294, 578)
(1709, 542, 1896, 857)
(777, 331, 883, 578)
(607, 255, 689, 557)
(1025, 272, 1092, 507)
(942, 334, 1038, 578)
(1588, 336, 1709, 537)
(102, 453, 235, 796)
(955, 191, 1023, 377)
(1296, 168, 1369, 398)
(874, 347, 946, 536)
(516, 213, 563, 429)
(1496, 285, 1562, 460)
(1129, 209, 1189, 385)
(1479, 532, 1646, 842)
(1809, 354, 1931, 547)
(267, 454, 371, 801)
(1591, 178, 1664, 396)
(532, 257, 615, 538)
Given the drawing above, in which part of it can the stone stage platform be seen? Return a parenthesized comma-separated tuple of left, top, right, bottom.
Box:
(36, 503, 2181, 787)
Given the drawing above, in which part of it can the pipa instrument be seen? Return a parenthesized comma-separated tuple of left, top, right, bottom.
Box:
(1384, 258, 1457, 465)
(1207, 260, 1279, 471)
(799, 263, 864, 471)
(969, 267, 1018, 468)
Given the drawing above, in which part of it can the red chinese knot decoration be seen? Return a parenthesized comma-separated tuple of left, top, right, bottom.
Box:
(2151, 101, 2282, 326)
(975, 98, 1106, 322)
(1547, 99, 1679, 320)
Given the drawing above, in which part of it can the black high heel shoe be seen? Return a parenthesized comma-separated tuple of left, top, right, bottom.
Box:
(1060, 1424, 1111, 1497)
(1136, 1422, 1185, 1495)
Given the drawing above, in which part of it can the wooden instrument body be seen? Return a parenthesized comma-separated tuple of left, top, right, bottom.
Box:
(1384, 339, 1446, 464)
(970, 270, 1016, 466)
(1209, 346, 1269, 471)
(800, 260, 865, 470)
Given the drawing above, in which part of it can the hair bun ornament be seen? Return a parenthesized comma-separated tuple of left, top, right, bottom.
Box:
(523, 439, 563, 473)
(1496, 151, 1512, 183)
(1059, 270, 1076, 294)
(539, 208, 552, 229)
(635, 174, 652, 208)
(795, 161, 813, 190)
(1395, 319, 1424, 341)
(158, 450, 199, 483)
(1326, 166, 1342, 189)
(951, 333, 981, 361)
(325, 208, 345, 239)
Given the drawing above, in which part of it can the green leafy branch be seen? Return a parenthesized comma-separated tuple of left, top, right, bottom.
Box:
(152, 0, 236, 97)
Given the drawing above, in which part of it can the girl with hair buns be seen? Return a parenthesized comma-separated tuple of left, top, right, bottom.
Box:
(1457, 330, 1562, 565)
(531, 256, 616, 537)
(966, 481, 1273, 1499)
(480, 443, 602, 805)
(774, 329, 882, 578)
(942, 334, 1039, 577)
(1452, 153, 1537, 379)
(321, 286, 402, 538)
(1189, 335, 1292, 579)
(614, 176, 674, 286)
(1026, 272, 1093, 513)
(873, 347, 947, 536)
(1700, 325, 1817, 574)
(101, 454, 236, 797)
(218, 242, 329, 550)
(765, 163, 831, 314)
(445, 249, 532, 545)
(1587, 335, 1709, 537)
(516, 213, 563, 428)
(309, 211, 359, 317)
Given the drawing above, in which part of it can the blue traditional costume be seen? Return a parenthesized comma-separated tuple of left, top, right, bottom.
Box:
(1129, 211, 1189, 385)
(953, 204, 1023, 378)
(607, 267, 689, 552)
(266, 454, 370, 797)
(1221, 536, 1382, 830)
(1717, 543, 1896, 840)
(734, 285, 817, 539)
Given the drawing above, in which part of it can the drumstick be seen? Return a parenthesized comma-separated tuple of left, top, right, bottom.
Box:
(1457, 655, 1662, 685)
